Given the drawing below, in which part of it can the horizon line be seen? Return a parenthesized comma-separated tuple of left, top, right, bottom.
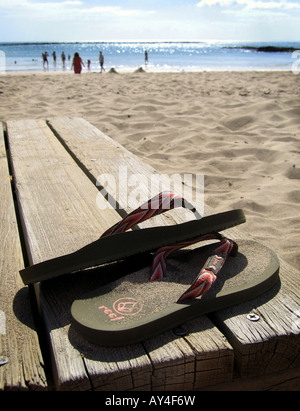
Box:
(1, 39, 300, 46)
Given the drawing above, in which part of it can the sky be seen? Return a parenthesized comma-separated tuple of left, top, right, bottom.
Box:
(1, 0, 300, 43)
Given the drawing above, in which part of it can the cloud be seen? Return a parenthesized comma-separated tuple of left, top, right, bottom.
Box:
(0, 0, 83, 16)
(0, 0, 83, 8)
(196, 0, 300, 9)
(80, 6, 155, 17)
(0, 0, 155, 20)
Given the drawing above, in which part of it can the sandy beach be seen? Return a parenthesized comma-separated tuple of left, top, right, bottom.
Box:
(0, 70, 299, 267)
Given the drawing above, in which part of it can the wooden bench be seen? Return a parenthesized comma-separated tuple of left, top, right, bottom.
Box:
(0, 123, 47, 390)
(3, 117, 300, 391)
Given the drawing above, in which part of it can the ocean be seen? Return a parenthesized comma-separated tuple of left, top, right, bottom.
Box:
(0, 41, 299, 73)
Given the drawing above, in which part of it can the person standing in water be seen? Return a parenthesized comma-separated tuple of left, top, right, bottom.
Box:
(99, 51, 105, 73)
(52, 51, 56, 67)
(71, 52, 85, 74)
(42, 51, 49, 69)
(61, 51, 66, 70)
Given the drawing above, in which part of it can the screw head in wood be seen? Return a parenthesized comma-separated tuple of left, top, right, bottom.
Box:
(247, 313, 260, 322)
(0, 355, 9, 366)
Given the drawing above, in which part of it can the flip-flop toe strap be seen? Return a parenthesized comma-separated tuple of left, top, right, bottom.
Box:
(151, 235, 237, 303)
(101, 191, 237, 303)
(101, 191, 199, 238)
(150, 233, 221, 281)
(176, 237, 236, 303)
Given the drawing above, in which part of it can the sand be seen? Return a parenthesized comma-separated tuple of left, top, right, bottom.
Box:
(0, 70, 299, 267)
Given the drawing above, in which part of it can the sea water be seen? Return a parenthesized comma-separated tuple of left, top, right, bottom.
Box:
(0, 41, 299, 73)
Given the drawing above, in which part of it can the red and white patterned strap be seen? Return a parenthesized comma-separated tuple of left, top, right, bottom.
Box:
(102, 191, 236, 303)
(151, 233, 221, 281)
(176, 237, 235, 303)
(101, 191, 198, 237)
(151, 233, 235, 303)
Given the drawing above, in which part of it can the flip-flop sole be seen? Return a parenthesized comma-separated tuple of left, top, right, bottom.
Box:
(20, 209, 245, 284)
(71, 240, 280, 346)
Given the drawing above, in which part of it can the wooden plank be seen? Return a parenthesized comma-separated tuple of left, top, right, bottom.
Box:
(8, 118, 235, 391)
(6, 119, 152, 391)
(48, 117, 300, 385)
(205, 367, 300, 391)
(143, 317, 233, 390)
(209, 263, 300, 378)
(0, 122, 47, 390)
(47, 117, 237, 389)
(47, 117, 201, 224)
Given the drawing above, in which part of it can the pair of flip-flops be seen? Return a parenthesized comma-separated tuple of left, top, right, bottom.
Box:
(20, 192, 280, 346)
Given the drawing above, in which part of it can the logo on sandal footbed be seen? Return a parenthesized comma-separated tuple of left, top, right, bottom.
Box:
(98, 297, 143, 322)
(113, 298, 143, 316)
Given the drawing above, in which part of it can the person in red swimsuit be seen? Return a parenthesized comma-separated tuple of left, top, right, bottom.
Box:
(71, 52, 85, 74)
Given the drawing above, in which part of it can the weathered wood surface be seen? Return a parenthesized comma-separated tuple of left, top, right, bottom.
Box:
(47, 117, 300, 386)
(6, 119, 233, 391)
(0, 123, 47, 390)
(4, 117, 300, 390)
(205, 366, 300, 391)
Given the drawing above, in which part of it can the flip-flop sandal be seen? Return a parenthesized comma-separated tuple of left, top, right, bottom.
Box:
(20, 192, 246, 284)
(70, 195, 280, 346)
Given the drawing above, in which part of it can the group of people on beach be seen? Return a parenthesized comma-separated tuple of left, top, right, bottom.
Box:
(42, 49, 149, 74)
(42, 50, 105, 74)
(71, 51, 105, 74)
(42, 51, 70, 69)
